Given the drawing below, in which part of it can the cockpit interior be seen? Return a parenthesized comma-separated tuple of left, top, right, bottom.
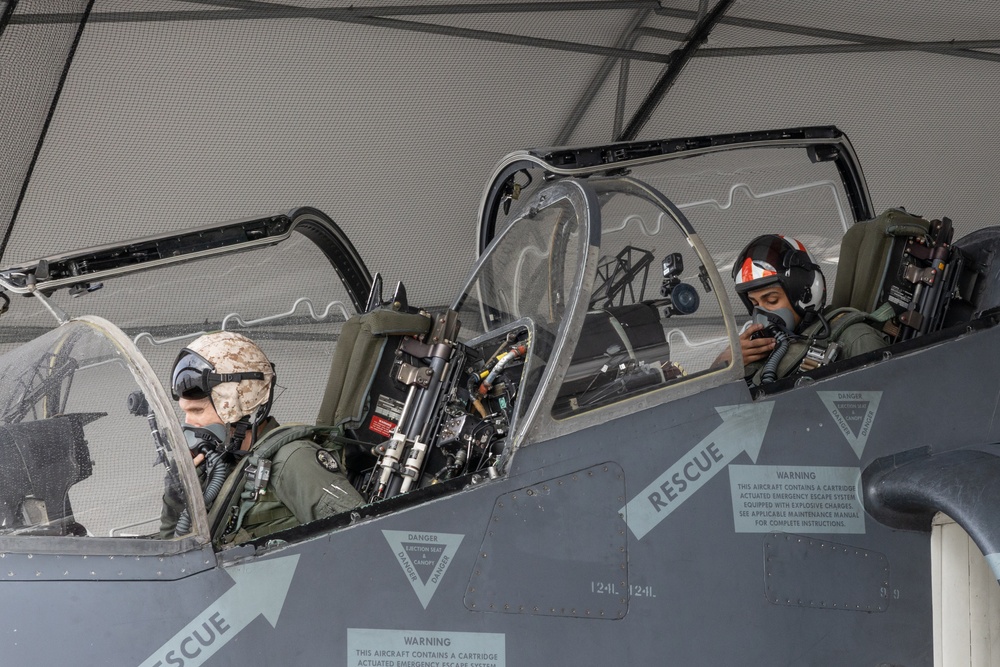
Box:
(0, 128, 997, 557)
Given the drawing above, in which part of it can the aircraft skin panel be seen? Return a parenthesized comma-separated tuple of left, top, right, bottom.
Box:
(1, 319, 998, 664)
(466, 462, 629, 620)
(0, 544, 214, 581)
(0, 125, 990, 665)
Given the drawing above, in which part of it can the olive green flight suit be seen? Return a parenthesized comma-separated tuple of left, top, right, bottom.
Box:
(161, 420, 364, 543)
(745, 307, 888, 386)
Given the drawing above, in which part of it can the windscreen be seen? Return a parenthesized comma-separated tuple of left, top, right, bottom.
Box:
(454, 181, 593, 417)
(0, 319, 187, 538)
(550, 177, 732, 417)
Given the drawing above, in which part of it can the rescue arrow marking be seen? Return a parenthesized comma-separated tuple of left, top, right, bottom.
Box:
(139, 554, 300, 667)
(621, 403, 774, 540)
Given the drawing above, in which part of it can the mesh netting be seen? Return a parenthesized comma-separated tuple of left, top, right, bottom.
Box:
(8, 1, 651, 308)
(614, 2, 1000, 234)
(2, 0, 1000, 424)
(0, 0, 90, 260)
(6, 0, 998, 286)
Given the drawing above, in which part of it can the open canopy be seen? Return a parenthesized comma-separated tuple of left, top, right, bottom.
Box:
(1, 0, 999, 318)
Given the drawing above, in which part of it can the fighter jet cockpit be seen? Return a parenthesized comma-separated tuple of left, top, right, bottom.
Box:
(479, 130, 867, 416)
(0, 167, 732, 550)
(0, 127, 996, 559)
(479, 127, 997, 413)
(0, 209, 373, 550)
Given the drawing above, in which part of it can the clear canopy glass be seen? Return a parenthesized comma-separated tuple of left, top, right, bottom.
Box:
(0, 318, 195, 539)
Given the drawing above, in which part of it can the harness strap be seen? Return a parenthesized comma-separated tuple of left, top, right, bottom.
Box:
(795, 307, 883, 373)
(216, 424, 346, 541)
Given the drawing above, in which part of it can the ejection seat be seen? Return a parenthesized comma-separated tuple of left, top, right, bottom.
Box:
(830, 208, 974, 343)
(315, 307, 432, 486)
(830, 209, 931, 315)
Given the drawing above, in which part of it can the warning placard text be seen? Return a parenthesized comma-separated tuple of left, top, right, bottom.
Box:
(348, 629, 505, 667)
(729, 465, 864, 534)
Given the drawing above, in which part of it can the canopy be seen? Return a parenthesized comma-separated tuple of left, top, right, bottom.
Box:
(2, 0, 998, 348)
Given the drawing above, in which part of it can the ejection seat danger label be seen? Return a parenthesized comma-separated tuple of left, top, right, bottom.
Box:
(728, 465, 865, 534)
(348, 629, 505, 667)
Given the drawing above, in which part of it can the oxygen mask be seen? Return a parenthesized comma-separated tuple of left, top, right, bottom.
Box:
(182, 423, 227, 457)
(749, 306, 796, 338)
(748, 306, 797, 384)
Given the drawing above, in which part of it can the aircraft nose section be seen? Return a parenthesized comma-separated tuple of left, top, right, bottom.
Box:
(862, 446, 1000, 582)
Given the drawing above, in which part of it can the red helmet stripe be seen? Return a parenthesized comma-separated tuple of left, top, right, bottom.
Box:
(778, 234, 805, 252)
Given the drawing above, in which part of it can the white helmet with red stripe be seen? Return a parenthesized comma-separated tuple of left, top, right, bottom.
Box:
(732, 234, 826, 318)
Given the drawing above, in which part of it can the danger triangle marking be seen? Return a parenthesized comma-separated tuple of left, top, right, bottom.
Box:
(818, 391, 882, 458)
(383, 530, 464, 609)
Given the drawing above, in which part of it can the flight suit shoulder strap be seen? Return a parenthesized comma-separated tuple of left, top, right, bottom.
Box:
(224, 425, 347, 542)
(795, 307, 882, 373)
(767, 310, 861, 380)
(253, 423, 333, 459)
(825, 307, 870, 340)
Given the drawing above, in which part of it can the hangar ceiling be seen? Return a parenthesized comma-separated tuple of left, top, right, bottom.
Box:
(2, 0, 1000, 311)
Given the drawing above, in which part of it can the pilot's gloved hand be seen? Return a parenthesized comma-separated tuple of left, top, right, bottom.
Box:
(739, 323, 777, 364)
(159, 472, 186, 539)
(712, 323, 777, 369)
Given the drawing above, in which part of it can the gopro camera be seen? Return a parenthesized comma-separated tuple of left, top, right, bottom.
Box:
(660, 253, 700, 317)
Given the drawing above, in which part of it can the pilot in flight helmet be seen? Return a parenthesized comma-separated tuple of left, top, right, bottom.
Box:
(732, 234, 826, 322)
(171, 331, 275, 426)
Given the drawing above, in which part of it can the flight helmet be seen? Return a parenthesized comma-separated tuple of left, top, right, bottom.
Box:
(171, 331, 275, 425)
(732, 234, 826, 319)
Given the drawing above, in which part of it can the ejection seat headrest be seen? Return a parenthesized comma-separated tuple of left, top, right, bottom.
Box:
(831, 208, 931, 313)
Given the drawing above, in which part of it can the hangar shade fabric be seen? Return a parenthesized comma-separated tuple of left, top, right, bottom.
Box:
(1, 0, 999, 424)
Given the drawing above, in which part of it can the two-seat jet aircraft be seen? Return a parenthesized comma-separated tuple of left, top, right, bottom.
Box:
(0, 127, 998, 665)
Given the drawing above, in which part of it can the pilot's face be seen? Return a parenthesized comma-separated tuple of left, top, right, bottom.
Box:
(178, 396, 225, 429)
(746, 284, 801, 328)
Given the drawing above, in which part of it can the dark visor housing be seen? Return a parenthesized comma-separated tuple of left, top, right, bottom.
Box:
(170, 348, 265, 401)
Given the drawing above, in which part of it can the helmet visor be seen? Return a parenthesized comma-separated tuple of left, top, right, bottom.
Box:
(733, 236, 788, 284)
(171, 349, 215, 400)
